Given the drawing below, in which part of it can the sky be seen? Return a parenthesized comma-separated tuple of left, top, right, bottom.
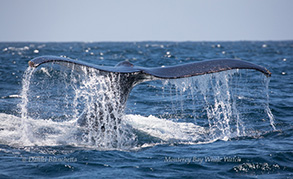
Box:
(0, 0, 292, 42)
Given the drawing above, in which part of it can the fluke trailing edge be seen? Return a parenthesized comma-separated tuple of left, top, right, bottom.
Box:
(29, 56, 271, 78)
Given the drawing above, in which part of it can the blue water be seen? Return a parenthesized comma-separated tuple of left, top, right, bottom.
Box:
(0, 41, 292, 178)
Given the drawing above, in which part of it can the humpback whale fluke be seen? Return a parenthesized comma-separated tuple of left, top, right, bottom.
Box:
(29, 55, 271, 78)
(28, 56, 271, 134)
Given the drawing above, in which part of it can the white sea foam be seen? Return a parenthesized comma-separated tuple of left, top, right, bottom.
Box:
(0, 113, 78, 147)
(124, 114, 207, 142)
(0, 112, 216, 149)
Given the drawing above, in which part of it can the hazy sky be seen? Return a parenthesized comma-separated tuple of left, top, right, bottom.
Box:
(0, 0, 292, 42)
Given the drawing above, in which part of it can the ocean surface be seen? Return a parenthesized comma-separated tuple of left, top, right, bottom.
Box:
(0, 41, 292, 178)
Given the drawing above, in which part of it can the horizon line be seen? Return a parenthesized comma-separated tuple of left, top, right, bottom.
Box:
(0, 39, 292, 43)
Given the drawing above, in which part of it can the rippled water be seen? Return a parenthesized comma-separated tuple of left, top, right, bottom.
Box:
(0, 41, 292, 178)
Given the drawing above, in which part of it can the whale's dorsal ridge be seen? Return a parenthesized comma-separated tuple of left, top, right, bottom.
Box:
(115, 61, 134, 68)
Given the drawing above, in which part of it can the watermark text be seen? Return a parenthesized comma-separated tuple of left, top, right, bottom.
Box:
(164, 156, 241, 164)
(22, 156, 77, 163)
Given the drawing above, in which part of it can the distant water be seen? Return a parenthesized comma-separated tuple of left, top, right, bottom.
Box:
(0, 41, 292, 178)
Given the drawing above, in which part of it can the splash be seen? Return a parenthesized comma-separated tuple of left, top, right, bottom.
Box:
(133, 70, 276, 142)
(17, 64, 136, 149)
(8, 64, 275, 150)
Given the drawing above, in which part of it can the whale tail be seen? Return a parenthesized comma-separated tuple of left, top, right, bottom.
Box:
(28, 56, 271, 130)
